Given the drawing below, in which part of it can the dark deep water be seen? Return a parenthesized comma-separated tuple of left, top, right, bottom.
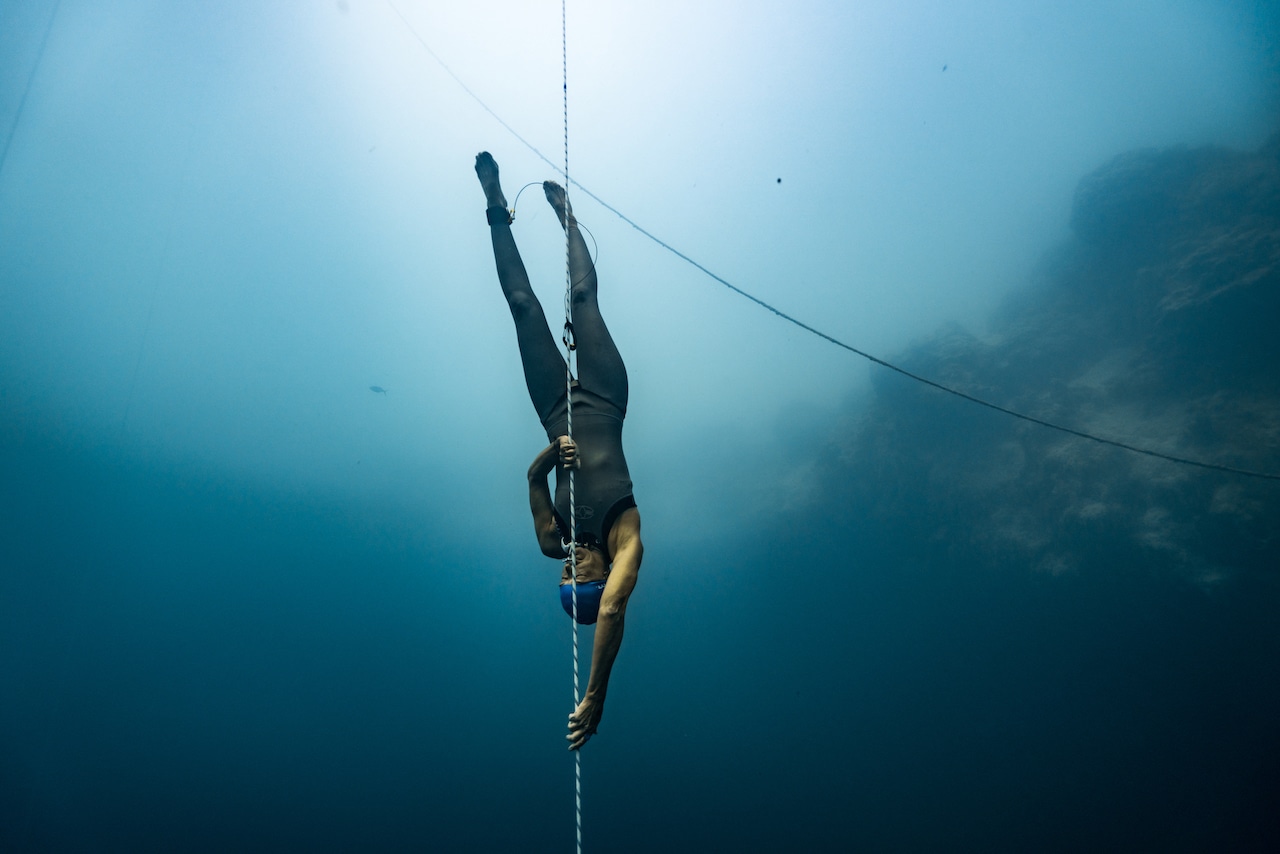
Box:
(3, 3, 1280, 846)
(3, 408, 1278, 852)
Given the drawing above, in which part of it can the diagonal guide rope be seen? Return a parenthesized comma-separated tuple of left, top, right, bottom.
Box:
(0, 0, 62, 179)
(387, 6, 1279, 482)
(561, 4, 583, 854)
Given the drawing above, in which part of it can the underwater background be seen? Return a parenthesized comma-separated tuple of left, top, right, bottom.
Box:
(3, 1, 1279, 851)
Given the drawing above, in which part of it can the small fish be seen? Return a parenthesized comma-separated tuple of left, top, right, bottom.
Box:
(942, 64, 948, 72)
(369, 386, 387, 395)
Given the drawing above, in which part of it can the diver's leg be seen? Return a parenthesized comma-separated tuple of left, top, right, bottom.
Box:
(543, 181, 628, 412)
(477, 153, 565, 421)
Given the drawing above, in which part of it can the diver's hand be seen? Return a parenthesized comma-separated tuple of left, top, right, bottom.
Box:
(557, 436, 578, 470)
(567, 694, 603, 751)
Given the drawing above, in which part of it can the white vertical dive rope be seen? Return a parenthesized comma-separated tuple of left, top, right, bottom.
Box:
(560, 2, 582, 853)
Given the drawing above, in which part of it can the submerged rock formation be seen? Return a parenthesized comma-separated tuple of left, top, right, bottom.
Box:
(817, 136, 1280, 581)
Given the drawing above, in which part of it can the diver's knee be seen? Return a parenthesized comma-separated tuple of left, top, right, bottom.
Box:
(570, 284, 596, 306)
(506, 290, 541, 320)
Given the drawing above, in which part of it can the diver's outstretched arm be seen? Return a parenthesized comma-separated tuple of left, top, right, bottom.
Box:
(567, 507, 642, 750)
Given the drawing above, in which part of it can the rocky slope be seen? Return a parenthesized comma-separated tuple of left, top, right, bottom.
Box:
(816, 136, 1280, 581)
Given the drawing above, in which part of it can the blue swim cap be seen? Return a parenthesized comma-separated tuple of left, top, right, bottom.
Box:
(560, 579, 607, 624)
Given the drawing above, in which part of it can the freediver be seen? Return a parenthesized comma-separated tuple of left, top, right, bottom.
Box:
(475, 151, 643, 751)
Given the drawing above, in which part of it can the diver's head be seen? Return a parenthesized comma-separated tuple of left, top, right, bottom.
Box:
(559, 543, 609, 623)
(560, 544, 607, 586)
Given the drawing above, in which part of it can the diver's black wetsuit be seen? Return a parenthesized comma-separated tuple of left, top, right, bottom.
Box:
(489, 209, 635, 553)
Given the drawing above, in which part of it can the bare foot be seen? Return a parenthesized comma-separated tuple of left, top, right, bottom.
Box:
(475, 152, 506, 209)
(543, 180, 574, 228)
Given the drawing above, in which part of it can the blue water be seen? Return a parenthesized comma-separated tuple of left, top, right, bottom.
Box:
(3, 2, 1280, 851)
(5, 424, 1278, 851)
